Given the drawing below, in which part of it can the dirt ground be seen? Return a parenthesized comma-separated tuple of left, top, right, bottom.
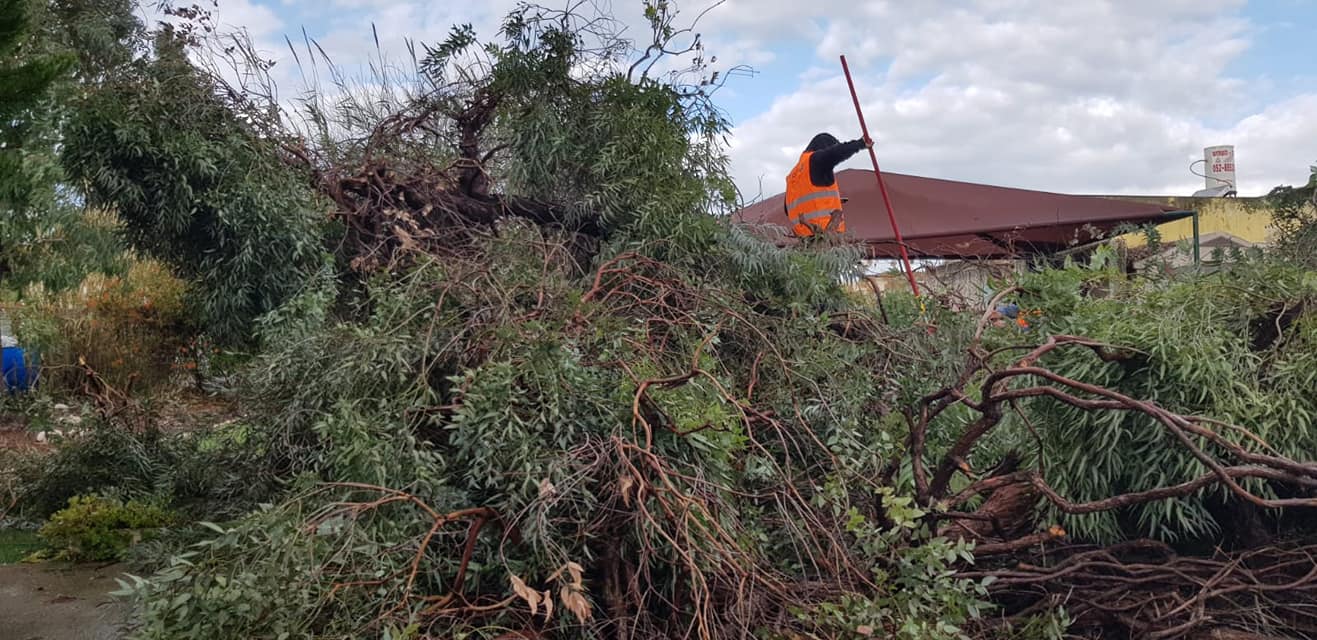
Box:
(0, 562, 128, 640)
(0, 413, 43, 451)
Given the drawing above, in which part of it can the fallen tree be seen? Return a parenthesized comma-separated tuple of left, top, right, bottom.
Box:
(107, 234, 1317, 639)
(919, 270, 1317, 638)
(45, 2, 1317, 639)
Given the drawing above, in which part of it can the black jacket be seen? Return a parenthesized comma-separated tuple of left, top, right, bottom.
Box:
(805, 138, 866, 186)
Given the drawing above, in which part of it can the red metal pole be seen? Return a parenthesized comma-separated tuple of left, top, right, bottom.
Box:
(840, 54, 920, 298)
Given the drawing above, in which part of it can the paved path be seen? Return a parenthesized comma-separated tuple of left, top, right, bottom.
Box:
(0, 562, 127, 640)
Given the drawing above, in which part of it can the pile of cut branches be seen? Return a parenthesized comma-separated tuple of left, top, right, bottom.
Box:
(913, 292, 1317, 637)
(967, 539, 1317, 639)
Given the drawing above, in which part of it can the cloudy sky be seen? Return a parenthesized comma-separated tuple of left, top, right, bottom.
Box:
(181, 0, 1315, 199)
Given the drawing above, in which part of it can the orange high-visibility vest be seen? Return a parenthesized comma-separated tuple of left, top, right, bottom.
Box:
(785, 151, 846, 237)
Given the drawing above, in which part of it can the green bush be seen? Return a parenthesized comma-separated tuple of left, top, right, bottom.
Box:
(13, 255, 192, 394)
(10, 418, 275, 522)
(39, 495, 175, 562)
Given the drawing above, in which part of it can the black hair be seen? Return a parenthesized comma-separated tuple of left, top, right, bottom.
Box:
(805, 132, 840, 152)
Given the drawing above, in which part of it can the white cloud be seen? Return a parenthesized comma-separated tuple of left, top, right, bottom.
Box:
(721, 0, 1313, 199)
(163, 0, 1315, 199)
(212, 0, 286, 40)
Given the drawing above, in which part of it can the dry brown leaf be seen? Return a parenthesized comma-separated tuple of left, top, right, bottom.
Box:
(538, 478, 557, 499)
(857, 625, 875, 636)
(510, 575, 541, 616)
(541, 589, 554, 622)
(619, 475, 634, 506)
(390, 219, 420, 253)
(565, 561, 585, 589)
(560, 585, 593, 622)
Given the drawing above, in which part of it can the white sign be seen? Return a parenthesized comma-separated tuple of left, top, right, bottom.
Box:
(1204, 145, 1236, 190)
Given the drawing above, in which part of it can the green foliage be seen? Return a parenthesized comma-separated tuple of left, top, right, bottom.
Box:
(444, 344, 622, 510)
(0, 102, 128, 293)
(804, 489, 995, 640)
(115, 503, 441, 640)
(1266, 163, 1317, 264)
(42, 0, 144, 77)
(98, 1, 1011, 631)
(1, 0, 139, 290)
(0, 0, 74, 122)
(10, 11, 1309, 640)
(999, 256, 1317, 543)
(61, 29, 330, 344)
(39, 494, 174, 561)
(0, 527, 43, 564)
(1, 0, 78, 285)
(1, 208, 130, 293)
(417, 2, 737, 240)
(6, 3, 1100, 637)
(11, 423, 170, 518)
(12, 254, 192, 393)
(992, 610, 1073, 640)
(11, 418, 274, 521)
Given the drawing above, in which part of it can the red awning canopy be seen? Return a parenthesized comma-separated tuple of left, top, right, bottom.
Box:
(733, 169, 1193, 259)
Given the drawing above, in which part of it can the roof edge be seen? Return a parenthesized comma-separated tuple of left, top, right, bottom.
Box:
(858, 209, 1197, 241)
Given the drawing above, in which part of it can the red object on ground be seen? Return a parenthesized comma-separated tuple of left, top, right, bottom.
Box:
(840, 54, 920, 297)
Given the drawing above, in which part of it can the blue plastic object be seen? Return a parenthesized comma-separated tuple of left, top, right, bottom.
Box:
(2, 346, 34, 392)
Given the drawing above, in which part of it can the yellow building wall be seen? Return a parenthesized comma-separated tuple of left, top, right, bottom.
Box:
(1112, 196, 1272, 248)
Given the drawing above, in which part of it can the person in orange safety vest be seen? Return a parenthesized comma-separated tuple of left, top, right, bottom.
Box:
(784, 132, 873, 238)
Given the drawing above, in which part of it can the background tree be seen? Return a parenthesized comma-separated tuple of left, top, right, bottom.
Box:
(1266, 163, 1317, 265)
(1, 0, 142, 290)
(61, 27, 330, 344)
(0, 0, 73, 119)
(1, 0, 74, 281)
